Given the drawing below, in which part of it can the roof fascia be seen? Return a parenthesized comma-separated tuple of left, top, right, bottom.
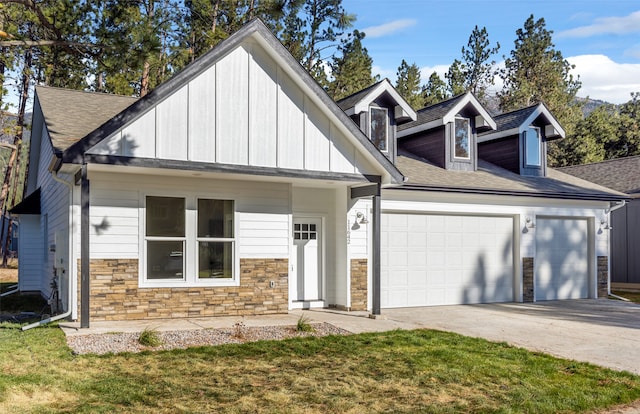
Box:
(442, 92, 496, 129)
(85, 154, 374, 183)
(352, 80, 417, 121)
(388, 184, 629, 202)
(396, 119, 444, 138)
(521, 104, 565, 139)
(477, 127, 519, 143)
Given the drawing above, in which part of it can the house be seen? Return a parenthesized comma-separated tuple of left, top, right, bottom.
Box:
(362, 95, 625, 307)
(559, 156, 640, 288)
(12, 19, 626, 327)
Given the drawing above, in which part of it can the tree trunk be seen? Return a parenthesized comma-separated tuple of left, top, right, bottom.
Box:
(1, 48, 30, 266)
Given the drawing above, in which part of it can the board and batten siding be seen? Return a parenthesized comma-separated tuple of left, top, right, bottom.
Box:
(88, 171, 290, 260)
(88, 41, 376, 176)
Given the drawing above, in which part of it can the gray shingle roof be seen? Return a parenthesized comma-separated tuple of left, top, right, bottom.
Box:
(336, 79, 383, 111)
(395, 151, 627, 200)
(558, 155, 640, 196)
(397, 94, 465, 131)
(490, 105, 538, 131)
(36, 86, 138, 153)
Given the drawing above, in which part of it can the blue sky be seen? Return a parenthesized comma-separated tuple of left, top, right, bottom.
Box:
(342, 0, 640, 104)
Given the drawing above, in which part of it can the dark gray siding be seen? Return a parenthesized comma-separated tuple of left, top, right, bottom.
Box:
(611, 199, 640, 284)
(478, 137, 520, 174)
(398, 127, 446, 168)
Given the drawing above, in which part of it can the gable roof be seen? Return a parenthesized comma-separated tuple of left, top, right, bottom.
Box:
(558, 155, 640, 197)
(394, 150, 627, 201)
(36, 87, 137, 154)
(478, 102, 565, 143)
(397, 92, 496, 137)
(336, 78, 417, 123)
(44, 19, 403, 184)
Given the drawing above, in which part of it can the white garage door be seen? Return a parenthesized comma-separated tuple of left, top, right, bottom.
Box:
(381, 213, 514, 308)
(535, 218, 589, 300)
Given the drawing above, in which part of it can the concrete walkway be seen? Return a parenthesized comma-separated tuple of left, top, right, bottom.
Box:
(61, 299, 640, 375)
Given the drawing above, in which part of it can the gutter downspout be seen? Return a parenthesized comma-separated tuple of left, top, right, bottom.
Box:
(605, 200, 629, 301)
(0, 284, 19, 297)
(22, 169, 75, 330)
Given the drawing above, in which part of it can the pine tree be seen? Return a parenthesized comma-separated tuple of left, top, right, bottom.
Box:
(461, 25, 499, 104)
(499, 15, 583, 166)
(395, 60, 424, 110)
(327, 30, 376, 100)
(446, 59, 466, 96)
(422, 71, 448, 106)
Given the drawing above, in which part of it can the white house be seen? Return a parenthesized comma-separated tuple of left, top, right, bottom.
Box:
(13, 19, 626, 327)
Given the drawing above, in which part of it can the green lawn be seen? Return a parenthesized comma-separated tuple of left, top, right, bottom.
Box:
(612, 290, 640, 304)
(1, 324, 639, 413)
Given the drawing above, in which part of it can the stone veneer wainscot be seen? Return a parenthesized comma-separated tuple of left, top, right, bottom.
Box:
(350, 258, 368, 311)
(77, 258, 289, 321)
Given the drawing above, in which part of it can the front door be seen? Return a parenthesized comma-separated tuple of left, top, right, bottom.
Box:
(293, 217, 322, 304)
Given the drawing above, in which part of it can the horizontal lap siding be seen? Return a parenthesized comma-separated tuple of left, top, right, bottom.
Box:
(17, 216, 42, 291)
(89, 172, 290, 260)
(37, 133, 70, 296)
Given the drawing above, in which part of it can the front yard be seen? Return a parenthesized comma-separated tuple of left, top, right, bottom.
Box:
(1, 323, 639, 413)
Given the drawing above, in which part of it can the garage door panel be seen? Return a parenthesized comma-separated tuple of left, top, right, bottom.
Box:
(535, 218, 589, 301)
(382, 213, 514, 308)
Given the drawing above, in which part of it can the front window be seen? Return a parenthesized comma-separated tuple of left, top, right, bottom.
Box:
(144, 196, 236, 285)
(197, 199, 234, 279)
(454, 117, 470, 159)
(370, 107, 388, 152)
(524, 126, 542, 166)
(145, 196, 185, 280)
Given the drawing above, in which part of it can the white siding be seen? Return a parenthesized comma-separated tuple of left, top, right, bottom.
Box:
(157, 85, 188, 160)
(217, 45, 250, 165)
(86, 40, 377, 176)
(277, 70, 305, 170)
(17, 216, 41, 291)
(249, 46, 278, 167)
(88, 171, 290, 260)
(188, 66, 216, 163)
(35, 131, 71, 300)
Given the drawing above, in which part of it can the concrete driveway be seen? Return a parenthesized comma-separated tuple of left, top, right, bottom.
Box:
(379, 299, 640, 375)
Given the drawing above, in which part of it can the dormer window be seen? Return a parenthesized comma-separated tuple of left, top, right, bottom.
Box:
(524, 126, 541, 167)
(454, 116, 470, 159)
(370, 106, 388, 152)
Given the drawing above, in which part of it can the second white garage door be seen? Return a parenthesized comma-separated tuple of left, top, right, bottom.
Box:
(381, 213, 515, 308)
(535, 218, 590, 300)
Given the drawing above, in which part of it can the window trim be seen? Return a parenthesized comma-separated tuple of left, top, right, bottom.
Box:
(524, 126, 542, 168)
(369, 106, 389, 153)
(139, 193, 239, 288)
(452, 116, 471, 160)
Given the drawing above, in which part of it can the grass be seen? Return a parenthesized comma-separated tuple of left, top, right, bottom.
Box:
(0, 325, 639, 413)
(138, 328, 162, 347)
(296, 313, 314, 332)
(612, 290, 640, 304)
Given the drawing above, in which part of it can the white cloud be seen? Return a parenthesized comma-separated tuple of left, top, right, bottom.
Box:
(362, 19, 416, 38)
(557, 10, 640, 38)
(372, 65, 395, 81)
(567, 54, 640, 103)
(418, 65, 449, 81)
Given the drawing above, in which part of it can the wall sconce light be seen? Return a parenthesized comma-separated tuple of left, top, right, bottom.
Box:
(525, 217, 535, 229)
(356, 212, 369, 224)
(600, 218, 612, 230)
(356, 211, 369, 224)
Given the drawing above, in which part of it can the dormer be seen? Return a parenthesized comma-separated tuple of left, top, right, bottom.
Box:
(477, 103, 564, 177)
(396, 92, 495, 171)
(337, 79, 416, 164)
